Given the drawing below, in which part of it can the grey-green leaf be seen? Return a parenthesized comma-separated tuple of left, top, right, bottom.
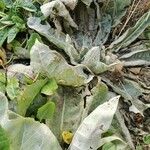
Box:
(27, 17, 80, 64)
(90, 81, 108, 111)
(7, 26, 19, 43)
(60, 0, 77, 10)
(40, 1, 77, 28)
(119, 42, 150, 63)
(0, 92, 8, 122)
(80, 0, 93, 6)
(105, 0, 131, 26)
(100, 135, 127, 150)
(7, 64, 34, 80)
(0, 28, 8, 46)
(82, 47, 109, 74)
(2, 0, 13, 7)
(47, 86, 85, 139)
(6, 77, 20, 101)
(0, 92, 62, 150)
(69, 96, 120, 150)
(110, 11, 150, 52)
(30, 40, 92, 87)
(6, 117, 62, 150)
(16, 0, 37, 12)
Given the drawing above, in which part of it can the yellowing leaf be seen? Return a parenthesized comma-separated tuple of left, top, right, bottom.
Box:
(62, 131, 73, 144)
(0, 48, 6, 66)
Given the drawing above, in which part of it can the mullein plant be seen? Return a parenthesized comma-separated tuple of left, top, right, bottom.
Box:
(0, 0, 150, 149)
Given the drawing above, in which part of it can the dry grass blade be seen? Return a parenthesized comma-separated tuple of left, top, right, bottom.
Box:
(117, 0, 141, 37)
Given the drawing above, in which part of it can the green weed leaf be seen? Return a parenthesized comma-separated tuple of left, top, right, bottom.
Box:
(102, 142, 116, 150)
(7, 26, 19, 43)
(0, 72, 6, 93)
(37, 101, 55, 121)
(41, 79, 58, 96)
(17, 78, 48, 116)
(143, 134, 150, 144)
(0, 125, 10, 150)
(16, 0, 37, 12)
(27, 33, 42, 50)
(0, 28, 8, 46)
(6, 77, 20, 101)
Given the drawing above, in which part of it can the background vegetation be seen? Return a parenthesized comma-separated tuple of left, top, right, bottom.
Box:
(0, 0, 150, 149)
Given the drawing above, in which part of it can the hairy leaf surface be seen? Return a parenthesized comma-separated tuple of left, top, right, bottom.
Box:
(69, 96, 120, 150)
(30, 40, 92, 87)
(0, 92, 62, 150)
